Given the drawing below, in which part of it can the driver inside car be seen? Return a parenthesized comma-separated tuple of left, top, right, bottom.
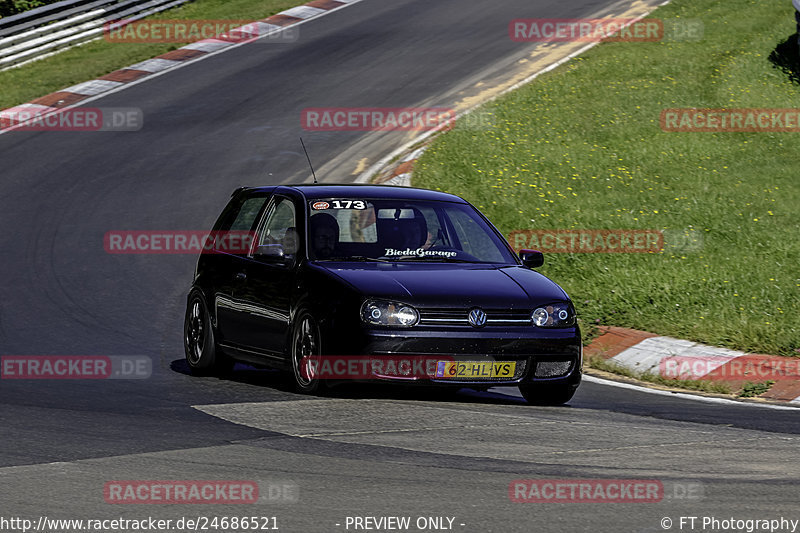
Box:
(310, 213, 340, 259)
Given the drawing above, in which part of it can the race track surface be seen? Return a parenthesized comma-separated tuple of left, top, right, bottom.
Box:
(1, 0, 797, 531)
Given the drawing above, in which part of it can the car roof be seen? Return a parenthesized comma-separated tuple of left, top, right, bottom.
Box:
(243, 183, 468, 203)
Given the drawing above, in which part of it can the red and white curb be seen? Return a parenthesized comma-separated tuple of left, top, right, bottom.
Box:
(585, 326, 800, 403)
(0, 0, 363, 133)
(374, 146, 427, 186)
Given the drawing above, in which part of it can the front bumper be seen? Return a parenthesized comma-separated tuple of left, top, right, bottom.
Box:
(322, 324, 582, 387)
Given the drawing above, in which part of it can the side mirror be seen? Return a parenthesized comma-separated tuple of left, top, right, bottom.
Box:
(519, 249, 544, 269)
(255, 243, 288, 262)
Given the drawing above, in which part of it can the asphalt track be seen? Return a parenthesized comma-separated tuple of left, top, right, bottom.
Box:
(1, 0, 798, 531)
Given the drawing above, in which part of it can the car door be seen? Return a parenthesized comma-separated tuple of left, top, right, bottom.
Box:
(226, 194, 299, 356)
(211, 191, 272, 347)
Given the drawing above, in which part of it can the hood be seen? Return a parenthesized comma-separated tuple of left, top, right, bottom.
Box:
(311, 262, 568, 308)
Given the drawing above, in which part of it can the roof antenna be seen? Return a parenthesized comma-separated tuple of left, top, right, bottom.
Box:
(300, 137, 317, 184)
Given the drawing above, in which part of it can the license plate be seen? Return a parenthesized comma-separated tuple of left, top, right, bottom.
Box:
(435, 361, 516, 379)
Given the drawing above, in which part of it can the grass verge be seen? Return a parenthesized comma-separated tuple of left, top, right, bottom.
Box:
(0, 0, 307, 109)
(414, 0, 800, 356)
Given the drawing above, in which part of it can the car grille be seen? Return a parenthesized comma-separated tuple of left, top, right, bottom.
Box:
(418, 308, 532, 327)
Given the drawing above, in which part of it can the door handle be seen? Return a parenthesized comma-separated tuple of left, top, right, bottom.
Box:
(235, 272, 247, 281)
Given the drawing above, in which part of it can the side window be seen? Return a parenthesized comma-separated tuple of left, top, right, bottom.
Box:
(254, 197, 298, 263)
(230, 196, 270, 231)
(214, 193, 270, 255)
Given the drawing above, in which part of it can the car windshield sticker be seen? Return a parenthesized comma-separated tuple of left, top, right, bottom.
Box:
(311, 199, 367, 210)
(385, 248, 457, 258)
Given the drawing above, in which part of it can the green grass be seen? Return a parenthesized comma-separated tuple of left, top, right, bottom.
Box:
(415, 0, 800, 356)
(0, 0, 306, 109)
(588, 356, 732, 394)
(0, 1, 61, 19)
(738, 380, 775, 398)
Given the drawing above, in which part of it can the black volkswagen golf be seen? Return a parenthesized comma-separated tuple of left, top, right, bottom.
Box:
(184, 184, 581, 405)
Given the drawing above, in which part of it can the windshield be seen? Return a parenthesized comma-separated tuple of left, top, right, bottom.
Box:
(306, 198, 517, 264)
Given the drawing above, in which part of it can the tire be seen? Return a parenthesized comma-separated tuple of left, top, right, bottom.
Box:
(290, 311, 325, 394)
(519, 383, 577, 405)
(184, 291, 233, 376)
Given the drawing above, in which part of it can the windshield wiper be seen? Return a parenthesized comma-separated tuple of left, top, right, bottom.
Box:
(323, 256, 392, 263)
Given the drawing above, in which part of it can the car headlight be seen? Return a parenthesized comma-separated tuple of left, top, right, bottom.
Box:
(361, 300, 419, 327)
(532, 303, 575, 328)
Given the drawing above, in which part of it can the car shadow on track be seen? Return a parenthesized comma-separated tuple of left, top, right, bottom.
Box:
(323, 383, 529, 406)
(169, 358, 529, 406)
(170, 359, 296, 392)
